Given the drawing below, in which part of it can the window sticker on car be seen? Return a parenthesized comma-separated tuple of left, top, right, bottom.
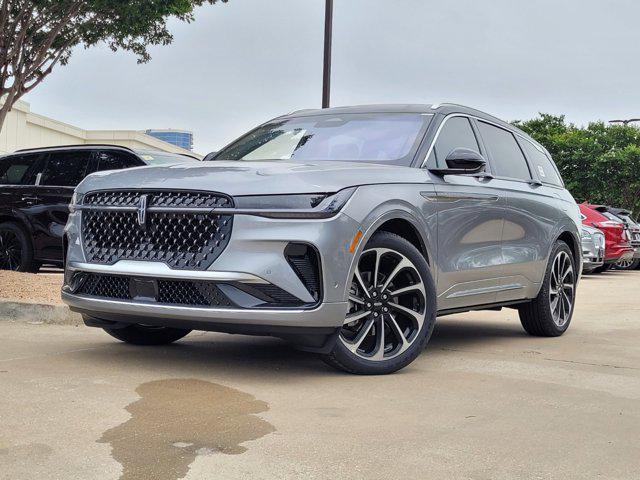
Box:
(537, 165, 546, 178)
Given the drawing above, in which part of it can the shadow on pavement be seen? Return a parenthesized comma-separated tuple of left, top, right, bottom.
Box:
(73, 316, 529, 378)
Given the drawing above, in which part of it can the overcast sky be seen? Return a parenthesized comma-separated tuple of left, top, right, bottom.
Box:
(24, 0, 640, 154)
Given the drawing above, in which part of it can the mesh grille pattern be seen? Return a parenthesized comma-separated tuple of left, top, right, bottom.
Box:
(75, 274, 234, 307)
(81, 190, 233, 270)
(84, 190, 231, 208)
(74, 273, 310, 308)
(157, 280, 233, 307)
(78, 274, 130, 300)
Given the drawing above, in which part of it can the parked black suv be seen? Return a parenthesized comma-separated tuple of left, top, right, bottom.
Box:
(0, 145, 197, 272)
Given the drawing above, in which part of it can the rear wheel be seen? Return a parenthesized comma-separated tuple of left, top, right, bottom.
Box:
(103, 324, 191, 345)
(322, 232, 436, 375)
(615, 258, 640, 270)
(518, 241, 576, 337)
(0, 222, 39, 272)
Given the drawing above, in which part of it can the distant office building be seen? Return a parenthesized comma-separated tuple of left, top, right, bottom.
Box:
(145, 129, 193, 151)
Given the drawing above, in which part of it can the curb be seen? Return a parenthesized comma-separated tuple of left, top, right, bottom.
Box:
(0, 300, 82, 326)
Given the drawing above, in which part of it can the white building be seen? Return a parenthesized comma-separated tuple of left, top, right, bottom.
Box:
(0, 100, 199, 157)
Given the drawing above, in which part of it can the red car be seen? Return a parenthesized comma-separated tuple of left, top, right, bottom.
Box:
(580, 203, 633, 271)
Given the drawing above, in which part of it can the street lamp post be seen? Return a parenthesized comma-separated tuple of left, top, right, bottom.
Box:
(609, 118, 640, 126)
(322, 0, 333, 108)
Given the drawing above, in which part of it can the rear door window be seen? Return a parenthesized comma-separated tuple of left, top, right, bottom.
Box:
(0, 153, 40, 185)
(477, 122, 531, 181)
(433, 116, 481, 165)
(40, 151, 92, 187)
(518, 138, 563, 186)
(94, 150, 143, 172)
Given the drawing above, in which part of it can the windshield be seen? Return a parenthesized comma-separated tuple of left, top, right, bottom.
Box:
(213, 113, 432, 166)
(136, 151, 198, 165)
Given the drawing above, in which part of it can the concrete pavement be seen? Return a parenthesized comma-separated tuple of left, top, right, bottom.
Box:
(1, 271, 639, 479)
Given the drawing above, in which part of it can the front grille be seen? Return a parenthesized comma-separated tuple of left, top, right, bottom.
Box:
(81, 190, 233, 270)
(75, 273, 234, 308)
(157, 279, 233, 307)
(80, 273, 130, 299)
(73, 273, 312, 309)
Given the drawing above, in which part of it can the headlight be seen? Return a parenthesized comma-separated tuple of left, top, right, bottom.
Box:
(68, 191, 84, 213)
(234, 187, 356, 219)
(581, 228, 592, 239)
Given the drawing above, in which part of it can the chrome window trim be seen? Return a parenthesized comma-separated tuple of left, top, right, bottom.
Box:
(420, 113, 559, 185)
(419, 113, 482, 169)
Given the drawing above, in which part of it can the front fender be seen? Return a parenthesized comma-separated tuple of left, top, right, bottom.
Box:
(340, 184, 437, 302)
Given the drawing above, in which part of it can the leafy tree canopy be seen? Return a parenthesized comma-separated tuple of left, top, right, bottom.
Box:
(513, 114, 640, 216)
(0, 0, 226, 128)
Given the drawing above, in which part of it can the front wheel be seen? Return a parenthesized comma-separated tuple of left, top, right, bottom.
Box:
(322, 232, 436, 375)
(518, 241, 577, 337)
(103, 324, 191, 345)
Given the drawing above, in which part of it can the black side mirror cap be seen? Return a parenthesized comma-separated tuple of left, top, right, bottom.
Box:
(428, 148, 487, 176)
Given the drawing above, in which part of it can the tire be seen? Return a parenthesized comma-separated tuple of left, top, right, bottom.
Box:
(518, 240, 576, 337)
(322, 231, 436, 375)
(615, 258, 640, 270)
(103, 324, 191, 345)
(591, 264, 609, 274)
(0, 222, 39, 272)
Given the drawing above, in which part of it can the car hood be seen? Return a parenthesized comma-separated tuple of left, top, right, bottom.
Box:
(78, 160, 427, 196)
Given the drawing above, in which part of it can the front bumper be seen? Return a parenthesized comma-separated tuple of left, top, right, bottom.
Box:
(582, 236, 605, 272)
(62, 290, 348, 329)
(605, 249, 634, 264)
(63, 210, 358, 330)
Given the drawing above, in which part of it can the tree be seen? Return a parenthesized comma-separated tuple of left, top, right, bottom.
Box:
(0, 0, 226, 130)
(513, 114, 640, 216)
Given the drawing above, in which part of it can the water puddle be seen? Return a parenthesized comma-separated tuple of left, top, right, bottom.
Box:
(99, 379, 275, 480)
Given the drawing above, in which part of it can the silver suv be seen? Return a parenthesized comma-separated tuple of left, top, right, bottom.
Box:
(62, 104, 582, 374)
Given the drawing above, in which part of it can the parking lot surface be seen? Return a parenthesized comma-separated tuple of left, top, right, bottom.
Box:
(1, 271, 639, 480)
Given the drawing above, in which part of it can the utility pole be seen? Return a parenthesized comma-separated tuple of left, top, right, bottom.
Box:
(322, 0, 333, 108)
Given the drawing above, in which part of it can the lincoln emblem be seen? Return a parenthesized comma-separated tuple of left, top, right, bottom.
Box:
(137, 194, 148, 229)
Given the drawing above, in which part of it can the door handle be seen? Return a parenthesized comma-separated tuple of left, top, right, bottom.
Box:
(21, 195, 39, 205)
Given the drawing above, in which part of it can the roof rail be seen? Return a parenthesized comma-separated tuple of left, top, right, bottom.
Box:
(285, 108, 318, 116)
(15, 144, 136, 153)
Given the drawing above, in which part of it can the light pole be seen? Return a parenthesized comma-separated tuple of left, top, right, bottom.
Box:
(609, 118, 640, 126)
(322, 0, 333, 108)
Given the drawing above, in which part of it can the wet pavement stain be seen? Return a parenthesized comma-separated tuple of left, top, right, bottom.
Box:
(99, 379, 275, 480)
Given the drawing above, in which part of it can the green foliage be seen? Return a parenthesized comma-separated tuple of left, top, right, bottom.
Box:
(0, 0, 226, 127)
(512, 114, 640, 216)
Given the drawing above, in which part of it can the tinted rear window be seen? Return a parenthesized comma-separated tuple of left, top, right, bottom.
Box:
(518, 138, 563, 186)
(0, 154, 39, 185)
(95, 151, 142, 172)
(40, 151, 91, 187)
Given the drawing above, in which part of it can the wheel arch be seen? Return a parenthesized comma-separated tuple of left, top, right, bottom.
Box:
(342, 208, 435, 304)
(373, 217, 430, 265)
(0, 211, 33, 234)
(556, 229, 581, 268)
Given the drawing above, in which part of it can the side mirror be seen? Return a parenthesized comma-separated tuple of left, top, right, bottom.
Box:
(428, 148, 487, 175)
